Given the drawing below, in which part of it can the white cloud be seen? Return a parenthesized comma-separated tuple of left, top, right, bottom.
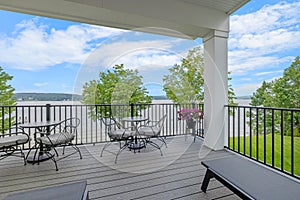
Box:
(0, 17, 192, 73)
(83, 40, 181, 69)
(254, 70, 283, 76)
(108, 48, 182, 70)
(34, 82, 48, 87)
(234, 83, 261, 96)
(229, 55, 293, 73)
(265, 76, 282, 82)
(77, 37, 195, 82)
(74, 39, 190, 94)
(229, 1, 300, 75)
(230, 2, 300, 36)
(0, 18, 126, 71)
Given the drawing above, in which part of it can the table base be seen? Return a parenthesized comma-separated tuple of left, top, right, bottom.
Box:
(27, 153, 54, 163)
(128, 142, 146, 151)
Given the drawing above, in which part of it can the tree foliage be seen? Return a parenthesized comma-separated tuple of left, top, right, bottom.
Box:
(250, 57, 300, 136)
(163, 46, 236, 105)
(163, 46, 204, 103)
(81, 64, 152, 118)
(0, 67, 16, 132)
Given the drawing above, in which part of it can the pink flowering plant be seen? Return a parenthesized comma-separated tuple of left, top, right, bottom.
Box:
(177, 108, 203, 121)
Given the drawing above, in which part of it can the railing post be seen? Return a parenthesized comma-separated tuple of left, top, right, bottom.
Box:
(130, 103, 134, 117)
(46, 104, 51, 121)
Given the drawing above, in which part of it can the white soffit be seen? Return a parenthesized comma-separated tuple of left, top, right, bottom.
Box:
(0, 0, 250, 39)
(183, 0, 250, 14)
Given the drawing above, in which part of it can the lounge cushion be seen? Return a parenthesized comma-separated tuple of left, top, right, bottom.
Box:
(139, 126, 160, 136)
(38, 133, 74, 145)
(109, 129, 133, 140)
(0, 135, 28, 148)
(4, 180, 88, 200)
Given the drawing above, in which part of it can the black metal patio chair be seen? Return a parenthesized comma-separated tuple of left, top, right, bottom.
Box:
(0, 126, 29, 165)
(138, 114, 167, 156)
(35, 117, 82, 170)
(100, 116, 134, 164)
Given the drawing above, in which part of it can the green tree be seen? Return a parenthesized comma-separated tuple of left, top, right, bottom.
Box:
(272, 57, 300, 109)
(0, 67, 16, 132)
(250, 81, 274, 107)
(250, 57, 300, 136)
(82, 64, 152, 118)
(163, 46, 236, 105)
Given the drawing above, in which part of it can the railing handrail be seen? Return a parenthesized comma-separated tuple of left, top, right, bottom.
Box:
(225, 104, 300, 112)
(0, 102, 205, 108)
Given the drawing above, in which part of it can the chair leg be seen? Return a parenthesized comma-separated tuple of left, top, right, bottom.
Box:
(100, 142, 112, 157)
(52, 147, 59, 157)
(45, 151, 58, 171)
(147, 140, 163, 156)
(1, 147, 27, 165)
(201, 169, 214, 192)
(33, 146, 39, 165)
(115, 143, 129, 164)
(26, 143, 37, 160)
(20, 149, 27, 165)
(71, 144, 82, 159)
(158, 137, 167, 148)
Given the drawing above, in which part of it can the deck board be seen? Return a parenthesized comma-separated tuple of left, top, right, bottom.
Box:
(0, 136, 239, 200)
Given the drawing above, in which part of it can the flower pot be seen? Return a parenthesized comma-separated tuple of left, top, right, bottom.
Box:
(186, 120, 196, 129)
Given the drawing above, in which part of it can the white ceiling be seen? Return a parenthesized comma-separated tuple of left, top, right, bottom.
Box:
(0, 0, 250, 39)
(183, 0, 250, 14)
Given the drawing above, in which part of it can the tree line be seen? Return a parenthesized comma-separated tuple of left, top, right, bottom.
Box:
(13, 93, 82, 101)
(81, 46, 237, 118)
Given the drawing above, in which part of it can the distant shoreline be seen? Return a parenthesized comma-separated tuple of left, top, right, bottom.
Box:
(14, 92, 251, 102)
(16, 98, 251, 106)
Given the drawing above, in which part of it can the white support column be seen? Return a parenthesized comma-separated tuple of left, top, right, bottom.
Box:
(203, 30, 228, 150)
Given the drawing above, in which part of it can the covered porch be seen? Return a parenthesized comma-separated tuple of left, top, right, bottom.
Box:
(0, 0, 255, 199)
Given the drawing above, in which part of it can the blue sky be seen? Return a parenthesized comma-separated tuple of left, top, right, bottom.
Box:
(0, 0, 300, 97)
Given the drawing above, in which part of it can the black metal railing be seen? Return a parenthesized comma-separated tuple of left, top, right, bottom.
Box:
(0, 103, 204, 149)
(226, 105, 300, 178)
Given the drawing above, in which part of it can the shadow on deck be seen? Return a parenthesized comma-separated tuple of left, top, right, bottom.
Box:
(0, 136, 241, 200)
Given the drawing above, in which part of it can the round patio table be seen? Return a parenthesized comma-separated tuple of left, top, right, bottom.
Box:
(122, 116, 148, 152)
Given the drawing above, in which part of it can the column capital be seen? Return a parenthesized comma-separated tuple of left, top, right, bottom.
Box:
(203, 30, 229, 43)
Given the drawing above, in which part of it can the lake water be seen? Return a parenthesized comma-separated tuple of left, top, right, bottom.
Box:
(16, 98, 251, 106)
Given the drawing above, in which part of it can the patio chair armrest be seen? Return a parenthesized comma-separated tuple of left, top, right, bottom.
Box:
(48, 120, 64, 133)
(34, 131, 49, 142)
(139, 124, 156, 128)
(124, 126, 136, 130)
(145, 120, 159, 125)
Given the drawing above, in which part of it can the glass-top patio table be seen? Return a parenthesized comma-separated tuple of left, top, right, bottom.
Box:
(19, 120, 63, 163)
(122, 116, 148, 152)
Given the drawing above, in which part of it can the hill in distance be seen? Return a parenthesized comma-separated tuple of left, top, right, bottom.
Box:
(14, 93, 82, 101)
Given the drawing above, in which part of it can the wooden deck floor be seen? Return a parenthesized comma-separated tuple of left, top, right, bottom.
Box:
(0, 136, 241, 200)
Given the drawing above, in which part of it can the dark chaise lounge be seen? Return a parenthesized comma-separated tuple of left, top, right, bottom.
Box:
(201, 155, 300, 200)
(3, 180, 89, 200)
